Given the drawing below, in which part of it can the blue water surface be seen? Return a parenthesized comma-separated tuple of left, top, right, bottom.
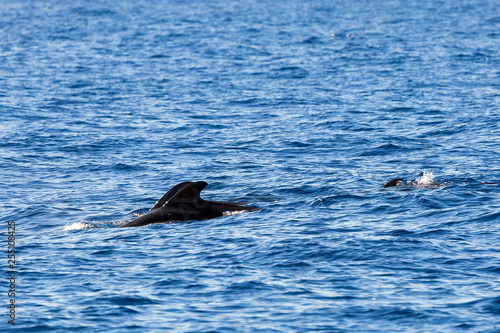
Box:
(1, 0, 500, 331)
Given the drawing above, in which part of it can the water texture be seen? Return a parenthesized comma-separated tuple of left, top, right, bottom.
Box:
(1, 0, 499, 331)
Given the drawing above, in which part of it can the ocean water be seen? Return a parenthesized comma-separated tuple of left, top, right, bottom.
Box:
(1, 0, 500, 331)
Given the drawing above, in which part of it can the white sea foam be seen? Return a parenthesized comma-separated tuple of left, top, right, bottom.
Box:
(63, 221, 98, 231)
(414, 171, 435, 186)
(223, 210, 246, 217)
(409, 171, 450, 188)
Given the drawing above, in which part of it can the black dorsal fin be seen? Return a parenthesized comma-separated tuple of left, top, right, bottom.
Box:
(149, 182, 194, 212)
(166, 181, 208, 205)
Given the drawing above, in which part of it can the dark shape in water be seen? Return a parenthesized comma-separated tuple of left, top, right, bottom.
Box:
(383, 177, 498, 188)
(384, 178, 404, 188)
(120, 181, 260, 228)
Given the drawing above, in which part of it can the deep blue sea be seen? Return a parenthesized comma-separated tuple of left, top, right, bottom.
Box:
(1, 0, 500, 331)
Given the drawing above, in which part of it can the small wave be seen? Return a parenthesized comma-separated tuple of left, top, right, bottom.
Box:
(268, 66, 309, 79)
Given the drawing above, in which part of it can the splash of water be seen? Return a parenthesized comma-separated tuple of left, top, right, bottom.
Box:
(63, 221, 97, 231)
(414, 171, 435, 186)
(223, 210, 246, 217)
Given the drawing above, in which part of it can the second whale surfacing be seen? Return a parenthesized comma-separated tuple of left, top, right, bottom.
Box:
(120, 181, 260, 228)
(383, 172, 499, 189)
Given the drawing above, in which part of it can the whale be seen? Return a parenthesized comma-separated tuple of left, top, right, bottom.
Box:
(383, 176, 498, 188)
(384, 178, 404, 188)
(120, 181, 260, 228)
(384, 172, 445, 188)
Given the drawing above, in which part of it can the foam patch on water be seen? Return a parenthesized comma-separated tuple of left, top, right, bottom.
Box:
(409, 171, 450, 188)
(63, 221, 98, 231)
(223, 210, 246, 217)
(414, 171, 435, 186)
